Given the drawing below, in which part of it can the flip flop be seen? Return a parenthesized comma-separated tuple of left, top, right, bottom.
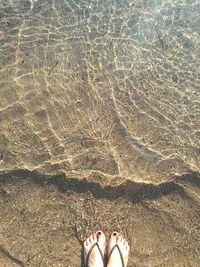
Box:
(107, 243, 125, 267)
(82, 234, 104, 267)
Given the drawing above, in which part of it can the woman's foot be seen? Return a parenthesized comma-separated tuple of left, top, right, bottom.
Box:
(83, 230, 106, 267)
(107, 232, 130, 267)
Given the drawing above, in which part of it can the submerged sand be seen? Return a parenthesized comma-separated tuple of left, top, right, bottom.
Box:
(0, 0, 200, 266)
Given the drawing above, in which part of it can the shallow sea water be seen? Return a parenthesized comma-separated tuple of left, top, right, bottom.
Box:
(0, 0, 200, 266)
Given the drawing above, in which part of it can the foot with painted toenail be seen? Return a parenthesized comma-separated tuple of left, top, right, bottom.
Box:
(106, 232, 130, 267)
(83, 230, 106, 267)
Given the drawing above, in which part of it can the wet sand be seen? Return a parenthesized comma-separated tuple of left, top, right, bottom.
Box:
(0, 0, 200, 266)
(0, 170, 200, 266)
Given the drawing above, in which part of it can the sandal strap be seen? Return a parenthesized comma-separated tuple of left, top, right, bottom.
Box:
(108, 244, 125, 267)
(84, 239, 104, 267)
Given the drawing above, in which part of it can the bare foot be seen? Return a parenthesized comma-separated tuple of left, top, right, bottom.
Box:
(107, 232, 130, 267)
(83, 230, 106, 267)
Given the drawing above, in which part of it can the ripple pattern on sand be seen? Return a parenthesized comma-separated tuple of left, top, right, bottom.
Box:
(0, 0, 199, 184)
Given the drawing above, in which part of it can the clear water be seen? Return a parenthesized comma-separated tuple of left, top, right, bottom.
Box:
(0, 0, 200, 266)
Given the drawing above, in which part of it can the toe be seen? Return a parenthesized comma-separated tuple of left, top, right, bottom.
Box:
(85, 237, 90, 246)
(92, 233, 96, 241)
(97, 230, 106, 247)
(97, 230, 103, 240)
(109, 231, 119, 248)
(89, 234, 93, 243)
(97, 230, 103, 236)
(112, 231, 119, 239)
(118, 234, 123, 243)
(83, 240, 87, 247)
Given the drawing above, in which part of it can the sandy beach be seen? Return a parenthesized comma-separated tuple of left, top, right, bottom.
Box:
(0, 0, 200, 266)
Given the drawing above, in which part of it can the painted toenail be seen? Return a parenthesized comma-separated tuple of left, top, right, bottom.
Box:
(98, 231, 102, 235)
(113, 232, 117, 236)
